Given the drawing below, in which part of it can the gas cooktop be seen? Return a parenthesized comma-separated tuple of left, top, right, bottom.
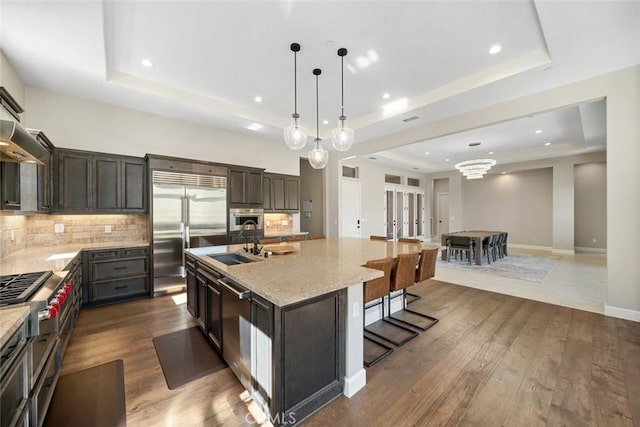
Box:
(0, 271, 53, 306)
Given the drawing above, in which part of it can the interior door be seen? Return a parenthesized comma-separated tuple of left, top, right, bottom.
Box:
(437, 192, 450, 235)
(395, 190, 405, 239)
(340, 179, 361, 238)
(416, 192, 424, 239)
(407, 192, 415, 237)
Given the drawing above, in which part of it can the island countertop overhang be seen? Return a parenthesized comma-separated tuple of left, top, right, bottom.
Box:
(185, 239, 387, 307)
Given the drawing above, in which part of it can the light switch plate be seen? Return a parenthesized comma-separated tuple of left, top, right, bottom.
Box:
(54, 223, 64, 234)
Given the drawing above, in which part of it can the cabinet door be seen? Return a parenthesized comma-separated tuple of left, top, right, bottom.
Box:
(272, 175, 286, 211)
(207, 281, 222, 351)
(263, 174, 272, 211)
(186, 265, 197, 317)
(251, 294, 273, 412)
(1, 161, 20, 210)
(285, 177, 300, 211)
(122, 158, 147, 212)
(196, 274, 207, 331)
(229, 170, 246, 204)
(94, 156, 121, 211)
(246, 171, 263, 205)
(58, 151, 92, 212)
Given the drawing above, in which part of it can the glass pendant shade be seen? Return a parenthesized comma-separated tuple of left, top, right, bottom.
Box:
(331, 118, 354, 151)
(308, 139, 329, 169)
(284, 117, 308, 150)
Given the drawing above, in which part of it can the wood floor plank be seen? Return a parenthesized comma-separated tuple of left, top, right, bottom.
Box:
(59, 282, 640, 427)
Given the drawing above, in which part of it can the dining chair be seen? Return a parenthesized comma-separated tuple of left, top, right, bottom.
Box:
(501, 232, 508, 257)
(481, 235, 495, 264)
(447, 235, 473, 264)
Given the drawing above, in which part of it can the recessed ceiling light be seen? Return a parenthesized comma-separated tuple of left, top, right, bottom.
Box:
(489, 151, 494, 155)
(322, 120, 329, 125)
(445, 158, 450, 162)
(246, 123, 263, 131)
(254, 96, 263, 103)
(141, 58, 153, 67)
(544, 142, 551, 146)
(382, 92, 390, 100)
(535, 129, 542, 134)
(425, 151, 430, 155)
(488, 44, 502, 55)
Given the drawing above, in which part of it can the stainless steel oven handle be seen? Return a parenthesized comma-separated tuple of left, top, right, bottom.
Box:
(217, 279, 250, 300)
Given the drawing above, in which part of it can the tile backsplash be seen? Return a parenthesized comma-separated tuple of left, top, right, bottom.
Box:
(264, 213, 294, 235)
(0, 213, 148, 257)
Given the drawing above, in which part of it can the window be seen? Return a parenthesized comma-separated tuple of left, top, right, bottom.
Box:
(385, 174, 402, 184)
(407, 177, 420, 187)
(342, 166, 359, 178)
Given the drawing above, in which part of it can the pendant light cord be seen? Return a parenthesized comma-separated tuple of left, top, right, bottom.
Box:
(293, 50, 298, 124)
(340, 54, 345, 121)
(316, 71, 320, 147)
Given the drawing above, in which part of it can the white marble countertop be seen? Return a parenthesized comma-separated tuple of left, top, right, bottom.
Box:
(0, 305, 31, 348)
(187, 238, 437, 307)
(0, 241, 149, 275)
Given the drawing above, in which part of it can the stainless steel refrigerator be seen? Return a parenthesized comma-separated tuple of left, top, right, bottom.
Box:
(152, 170, 227, 295)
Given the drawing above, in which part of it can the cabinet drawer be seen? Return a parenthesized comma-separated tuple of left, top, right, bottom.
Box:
(122, 247, 148, 258)
(92, 258, 147, 281)
(92, 277, 147, 301)
(89, 249, 120, 260)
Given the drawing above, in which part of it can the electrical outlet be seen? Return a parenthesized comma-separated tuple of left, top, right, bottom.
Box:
(105, 225, 112, 234)
(54, 224, 64, 234)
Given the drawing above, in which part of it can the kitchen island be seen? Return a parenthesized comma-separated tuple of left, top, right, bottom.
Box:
(185, 237, 427, 425)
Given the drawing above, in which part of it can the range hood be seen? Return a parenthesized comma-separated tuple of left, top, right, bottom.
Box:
(0, 106, 47, 165)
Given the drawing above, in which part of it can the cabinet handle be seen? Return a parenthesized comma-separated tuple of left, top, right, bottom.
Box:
(113, 266, 128, 271)
(114, 285, 128, 290)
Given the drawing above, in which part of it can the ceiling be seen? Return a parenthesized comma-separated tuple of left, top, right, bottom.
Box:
(1, 1, 638, 172)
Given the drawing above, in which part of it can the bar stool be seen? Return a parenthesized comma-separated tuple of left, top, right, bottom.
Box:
(361, 257, 394, 367)
(364, 257, 419, 348)
(411, 248, 439, 330)
(387, 252, 438, 331)
(259, 238, 281, 245)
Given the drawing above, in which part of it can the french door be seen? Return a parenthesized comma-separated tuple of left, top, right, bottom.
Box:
(384, 187, 425, 240)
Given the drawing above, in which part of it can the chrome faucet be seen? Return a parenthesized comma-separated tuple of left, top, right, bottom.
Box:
(239, 220, 262, 255)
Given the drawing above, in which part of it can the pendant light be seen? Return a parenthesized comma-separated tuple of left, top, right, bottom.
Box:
(331, 48, 354, 151)
(284, 43, 308, 150)
(308, 68, 329, 169)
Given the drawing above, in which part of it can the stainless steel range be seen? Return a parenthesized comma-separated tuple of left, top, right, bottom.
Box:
(0, 265, 82, 427)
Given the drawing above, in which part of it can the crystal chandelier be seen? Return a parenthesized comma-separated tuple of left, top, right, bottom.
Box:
(454, 143, 496, 179)
(283, 43, 308, 150)
(308, 68, 329, 169)
(330, 48, 354, 151)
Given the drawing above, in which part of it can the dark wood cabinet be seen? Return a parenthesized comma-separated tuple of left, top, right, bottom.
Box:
(263, 173, 300, 212)
(83, 246, 150, 306)
(186, 255, 197, 317)
(196, 274, 208, 332)
(0, 161, 21, 210)
(204, 271, 222, 351)
(262, 175, 272, 211)
(55, 149, 147, 213)
(56, 150, 92, 213)
(190, 264, 222, 352)
(28, 130, 54, 212)
(229, 167, 264, 207)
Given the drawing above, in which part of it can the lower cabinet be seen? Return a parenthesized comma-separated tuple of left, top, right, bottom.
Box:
(185, 255, 197, 317)
(83, 246, 150, 306)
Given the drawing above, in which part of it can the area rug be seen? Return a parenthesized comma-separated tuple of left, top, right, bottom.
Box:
(153, 326, 227, 390)
(436, 252, 560, 283)
(44, 359, 126, 427)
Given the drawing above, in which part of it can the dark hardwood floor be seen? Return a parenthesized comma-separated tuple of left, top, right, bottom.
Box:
(62, 281, 640, 426)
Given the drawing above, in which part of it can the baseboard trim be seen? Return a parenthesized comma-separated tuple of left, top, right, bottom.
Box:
(343, 368, 366, 398)
(605, 304, 640, 322)
(508, 243, 552, 251)
(552, 248, 575, 255)
(575, 247, 607, 254)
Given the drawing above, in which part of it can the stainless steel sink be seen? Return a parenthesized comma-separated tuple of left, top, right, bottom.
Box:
(207, 252, 260, 266)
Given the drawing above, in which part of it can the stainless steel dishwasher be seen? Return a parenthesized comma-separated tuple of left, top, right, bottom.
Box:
(218, 277, 252, 391)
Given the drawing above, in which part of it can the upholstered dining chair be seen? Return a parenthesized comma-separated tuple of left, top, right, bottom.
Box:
(447, 235, 473, 264)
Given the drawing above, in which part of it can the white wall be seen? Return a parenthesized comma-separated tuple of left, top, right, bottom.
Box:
(23, 87, 300, 175)
(574, 162, 607, 250)
(299, 158, 324, 235)
(0, 50, 25, 108)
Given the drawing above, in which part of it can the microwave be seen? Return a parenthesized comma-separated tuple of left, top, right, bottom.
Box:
(229, 208, 264, 231)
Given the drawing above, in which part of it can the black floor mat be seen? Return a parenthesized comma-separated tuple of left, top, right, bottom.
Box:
(44, 359, 126, 427)
(153, 326, 227, 390)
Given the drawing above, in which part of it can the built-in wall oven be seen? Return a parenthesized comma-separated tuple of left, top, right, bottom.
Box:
(229, 208, 264, 232)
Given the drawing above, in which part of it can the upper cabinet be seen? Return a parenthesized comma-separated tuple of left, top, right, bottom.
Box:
(263, 173, 300, 213)
(0, 162, 21, 210)
(228, 167, 264, 207)
(55, 149, 147, 214)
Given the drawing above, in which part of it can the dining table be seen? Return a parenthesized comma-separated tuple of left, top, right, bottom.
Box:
(440, 230, 504, 266)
